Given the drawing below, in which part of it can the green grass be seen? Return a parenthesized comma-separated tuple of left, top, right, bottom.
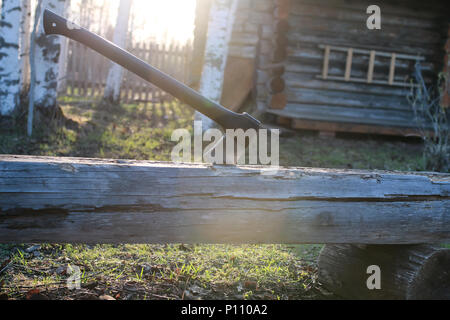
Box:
(0, 97, 434, 300)
(279, 133, 425, 170)
(1, 244, 322, 300)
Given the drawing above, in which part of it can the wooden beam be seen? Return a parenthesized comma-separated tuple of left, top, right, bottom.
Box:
(290, 118, 424, 137)
(0, 155, 449, 244)
(389, 53, 397, 85)
(344, 48, 353, 81)
(322, 45, 330, 79)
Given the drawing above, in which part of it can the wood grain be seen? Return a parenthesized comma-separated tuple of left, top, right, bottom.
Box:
(319, 244, 450, 299)
(0, 155, 449, 244)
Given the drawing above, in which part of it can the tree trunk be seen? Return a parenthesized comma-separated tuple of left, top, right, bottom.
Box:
(56, 0, 71, 94)
(0, 0, 22, 116)
(27, 0, 43, 136)
(195, 0, 238, 131)
(318, 244, 450, 299)
(19, 0, 31, 92)
(191, 0, 212, 88)
(33, 0, 66, 109)
(103, 0, 132, 104)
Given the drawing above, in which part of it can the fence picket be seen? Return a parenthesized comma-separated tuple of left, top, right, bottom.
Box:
(61, 40, 194, 122)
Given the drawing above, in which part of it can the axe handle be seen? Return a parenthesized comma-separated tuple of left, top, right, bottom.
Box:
(43, 9, 262, 131)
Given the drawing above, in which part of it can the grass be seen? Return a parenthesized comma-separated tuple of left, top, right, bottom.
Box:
(1, 244, 322, 300)
(0, 97, 431, 300)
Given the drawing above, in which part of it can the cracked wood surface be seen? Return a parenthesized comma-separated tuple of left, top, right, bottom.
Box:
(0, 155, 449, 243)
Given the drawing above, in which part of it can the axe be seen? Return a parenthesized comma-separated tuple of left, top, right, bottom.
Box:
(43, 9, 263, 133)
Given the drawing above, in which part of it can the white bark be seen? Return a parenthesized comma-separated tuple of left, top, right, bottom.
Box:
(33, 0, 66, 108)
(19, 0, 31, 91)
(103, 0, 132, 103)
(57, 0, 71, 93)
(195, 0, 238, 130)
(0, 0, 22, 116)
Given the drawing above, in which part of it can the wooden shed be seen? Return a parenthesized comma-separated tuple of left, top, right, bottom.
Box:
(194, 0, 450, 136)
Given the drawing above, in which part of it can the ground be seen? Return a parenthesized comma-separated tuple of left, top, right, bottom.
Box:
(0, 97, 430, 300)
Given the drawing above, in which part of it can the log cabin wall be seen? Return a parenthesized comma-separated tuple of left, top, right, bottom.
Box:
(226, 0, 276, 112)
(192, 0, 276, 112)
(264, 0, 449, 135)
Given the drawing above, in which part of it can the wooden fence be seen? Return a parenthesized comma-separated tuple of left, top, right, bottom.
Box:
(60, 40, 193, 106)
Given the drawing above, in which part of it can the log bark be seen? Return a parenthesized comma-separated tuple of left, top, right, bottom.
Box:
(33, 0, 67, 109)
(0, 155, 449, 244)
(195, 0, 238, 130)
(318, 244, 450, 299)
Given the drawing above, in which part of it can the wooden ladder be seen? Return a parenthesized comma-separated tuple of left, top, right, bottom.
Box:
(318, 44, 424, 87)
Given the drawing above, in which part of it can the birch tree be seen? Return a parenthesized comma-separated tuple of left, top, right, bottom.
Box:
(0, 0, 22, 116)
(195, 0, 238, 130)
(103, 0, 132, 104)
(57, 0, 71, 93)
(32, 0, 67, 109)
(19, 0, 31, 91)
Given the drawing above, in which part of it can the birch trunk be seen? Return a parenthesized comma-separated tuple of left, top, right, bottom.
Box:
(19, 0, 31, 91)
(195, 0, 238, 131)
(0, 0, 22, 116)
(103, 0, 132, 104)
(191, 0, 212, 88)
(32, 0, 66, 109)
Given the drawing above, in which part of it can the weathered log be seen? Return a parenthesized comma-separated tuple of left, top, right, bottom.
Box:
(290, 2, 440, 29)
(285, 87, 411, 111)
(0, 155, 449, 244)
(318, 244, 450, 299)
(267, 105, 428, 129)
(290, 118, 423, 137)
(269, 77, 285, 93)
(273, 0, 291, 20)
(273, 46, 287, 63)
(270, 93, 287, 109)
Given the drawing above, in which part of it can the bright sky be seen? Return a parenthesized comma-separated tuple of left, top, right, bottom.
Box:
(128, 0, 197, 44)
(0, 0, 196, 45)
(78, 0, 197, 45)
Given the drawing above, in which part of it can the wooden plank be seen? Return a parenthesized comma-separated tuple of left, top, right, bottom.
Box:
(316, 75, 417, 89)
(220, 56, 255, 111)
(287, 33, 439, 58)
(0, 155, 449, 244)
(293, 0, 445, 21)
(290, 2, 440, 29)
(285, 61, 435, 85)
(287, 45, 434, 71)
(290, 118, 424, 137)
(389, 53, 397, 85)
(344, 48, 353, 81)
(367, 50, 376, 83)
(286, 87, 411, 111)
(284, 73, 410, 97)
(318, 44, 425, 61)
(288, 16, 443, 46)
(267, 106, 429, 129)
(322, 45, 330, 79)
